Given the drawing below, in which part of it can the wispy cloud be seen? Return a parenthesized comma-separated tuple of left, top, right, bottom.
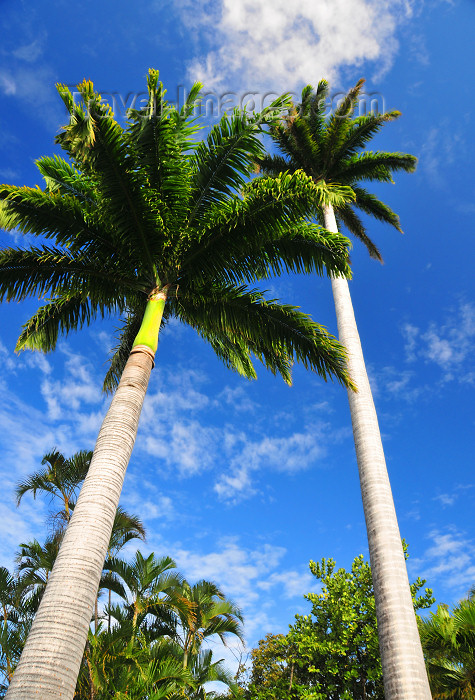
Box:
(370, 363, 423, 403)
(214, 421, 346, 502)
(257, 568, 313, 599)
(410, 527, 475, 597)
(12, 36, 46, 63)
(402, 301, 475, 384)
(433, 484, 474, 509)
(419, 125, 466, 189)
(0, 19, 61, 130)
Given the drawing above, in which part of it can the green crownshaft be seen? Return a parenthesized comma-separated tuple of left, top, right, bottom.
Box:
(132, 297, 166, 354)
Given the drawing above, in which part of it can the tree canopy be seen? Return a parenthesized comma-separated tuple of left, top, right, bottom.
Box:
(243, 549, 434, 700)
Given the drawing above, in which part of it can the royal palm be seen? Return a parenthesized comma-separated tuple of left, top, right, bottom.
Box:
(258, 79, 430, 699)
(0, 70, 353, 699)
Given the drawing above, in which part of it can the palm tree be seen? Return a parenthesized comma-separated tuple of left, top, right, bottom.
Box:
(0, 568, 35, 695)
(16, 451, 146, 631)
(16, 449, 92, 531)
(257, 79, 431, 698)
(75, 622, 193, 700)
(0, 68, 354, 699)
(420, 600, 475, 699)
(15, 537, 61, 607)
(0, 568, 21, 690)
(176, 580, 244, 670)
(185, 648, 239, 700)
(16, 454, 145, 553)
(104, 552, 191, 639)
(103, 506, 146, 632)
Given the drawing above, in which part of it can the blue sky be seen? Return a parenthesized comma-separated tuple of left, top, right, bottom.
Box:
(1, 0, 474, 670)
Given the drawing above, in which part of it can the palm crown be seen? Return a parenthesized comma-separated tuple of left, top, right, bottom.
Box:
(0, 69, 355, 390)
(256, 78, 417, 260)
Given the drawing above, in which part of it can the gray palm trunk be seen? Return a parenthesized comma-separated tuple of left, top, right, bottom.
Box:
(6, 346, 155, 700)
(324, 205, 431, 699)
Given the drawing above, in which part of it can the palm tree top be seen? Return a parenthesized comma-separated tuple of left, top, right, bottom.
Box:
(0, 68, 356, 391)
(15, 449, 92, 508)
(257, 77, 417, 262)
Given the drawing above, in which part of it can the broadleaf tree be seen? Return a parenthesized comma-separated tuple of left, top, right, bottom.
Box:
(0, 69, 353, 699)
(243, 550, 434, 700)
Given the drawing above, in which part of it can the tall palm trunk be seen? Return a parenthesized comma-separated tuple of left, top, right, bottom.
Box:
(6, 292, 167, 700)
(323, 205, 431, 699)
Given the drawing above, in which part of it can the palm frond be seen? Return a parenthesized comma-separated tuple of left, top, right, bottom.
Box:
(305, 79, 330, 142)
(35, 155, 97, 203)
(56, 81, 165, 275)
(336, 204, 383, 262)
(180, 171, 352, 287)
(338, 151, 417, 184)
(0, 246, 138, 304)
(126, 69, 193, 226)
(323, 79, 365, 171)
(334, 111, 401, 162)
(254, 153, 293, 177)
(15, 295, 119, 353)
(352, 185, 403, 232)
(171, 285, 353, 387)
(188, 94, 291, 225)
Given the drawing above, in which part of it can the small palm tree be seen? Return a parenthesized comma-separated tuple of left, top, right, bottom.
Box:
(16, 451, 147, 631)
(16, 449, 92, 529)
(103, 506, 146, 632)
(420, 600, 475, 699)
(0, 69, 353, 699)
(104, 552, 191, 639)
(257, 79, 430, 699)
(0, 567, 34, 694)
(177, 580, 244, 669)
(15, 537, 61, 606)
(185, 648, 239, 700)
(75, 622, 193, 700)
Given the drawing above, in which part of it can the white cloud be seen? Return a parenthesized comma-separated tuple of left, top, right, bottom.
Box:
(0, 502, 43, 569)
(40, 348, 103, 419)
(410, 527, 475, 596)
(12, 37, 45, 63)
(25, 352, 52, 375)
(141, 412, 219, 477)
(257, 568, 313, 598)
(179, 0, 414, 93)
(432, 484, 474, 509)
(370, 363, 424, 404)
(0, 73, 16, 96)
(174, 539, 286, 606)
(433, 493, 457, 507)
(121, 479, 175, 521)
(214, 422, 339, 502)
(0, 339, 18, 371)
(402, 302, 475, 383)
(419, 125, 466, 189)
(217, 385, 258, 413)
(0, 65, 61, 129)
(402, 323, 419, 363)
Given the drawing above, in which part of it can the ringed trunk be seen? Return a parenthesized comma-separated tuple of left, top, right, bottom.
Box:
(6, 289, 168, 700)
(323, 205, 431, 699)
